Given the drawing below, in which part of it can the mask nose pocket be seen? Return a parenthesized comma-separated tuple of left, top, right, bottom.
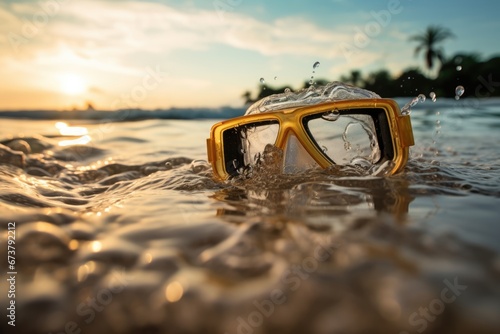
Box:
(283, 134, 319, 173)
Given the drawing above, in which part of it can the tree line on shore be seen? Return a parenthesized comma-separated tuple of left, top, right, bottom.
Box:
(242, 26, 500, 104)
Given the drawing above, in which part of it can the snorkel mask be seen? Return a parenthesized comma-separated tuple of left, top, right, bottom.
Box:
(207, 82, 414, 180)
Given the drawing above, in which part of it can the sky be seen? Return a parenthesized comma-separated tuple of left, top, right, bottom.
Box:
(0, 0, 499, 110)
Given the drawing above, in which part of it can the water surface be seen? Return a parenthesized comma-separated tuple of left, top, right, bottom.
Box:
(1, 99, 500, 334)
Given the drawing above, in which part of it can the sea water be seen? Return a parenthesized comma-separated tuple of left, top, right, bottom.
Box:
(1, 98, 500, 334)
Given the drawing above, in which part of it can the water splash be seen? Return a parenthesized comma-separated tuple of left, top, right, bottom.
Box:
(430, 92, 437, 102)
(310, 61, 321, 83)
(401, 93, 426, 116)
(455, 85, 465, 100)
(321, 109, 340, 122)
(245, 81, 380, 115)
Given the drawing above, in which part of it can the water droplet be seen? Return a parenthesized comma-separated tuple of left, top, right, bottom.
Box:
(401, 96, 420, 116)
(322, 146, 328, 153)
(232, 159, 239, 169)
(313, 61, 320, 69)
(274, 76, 278, 80)
(284, 88, 291, 93)
(430, 92, 437, 102)
(456, 65, 462, 71)
(321, 109, 340, 121)
(259, 77, 265, 84)
(455, 85, 465, 99)
(417, 93, 426, 103)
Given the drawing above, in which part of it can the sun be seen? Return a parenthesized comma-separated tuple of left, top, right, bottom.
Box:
(60, 74, 87, 95)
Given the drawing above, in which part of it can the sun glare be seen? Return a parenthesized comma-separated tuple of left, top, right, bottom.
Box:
(60, 74, 86, 95)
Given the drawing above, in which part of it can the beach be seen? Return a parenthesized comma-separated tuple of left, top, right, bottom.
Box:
(1, 98, 500, 334)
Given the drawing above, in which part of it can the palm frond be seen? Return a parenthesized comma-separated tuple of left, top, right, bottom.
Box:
(414, 45, 423, 56)
(408, 25, 455, 71)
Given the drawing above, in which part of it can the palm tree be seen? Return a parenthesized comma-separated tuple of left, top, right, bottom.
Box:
(242, 91, 253, 104)
(409, 25, 455, 72)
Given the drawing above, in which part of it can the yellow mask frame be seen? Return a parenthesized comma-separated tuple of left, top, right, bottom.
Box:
(207, 98, 414, 180)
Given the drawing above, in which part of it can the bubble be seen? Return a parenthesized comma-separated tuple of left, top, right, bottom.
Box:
(313, 61, 320, 69)
(259, 78, 265, 84)
(321, 109, 340, 121)
(456, 65, 462, 71)
(430, 92, 437, 102)
(455, 85, 465, 100)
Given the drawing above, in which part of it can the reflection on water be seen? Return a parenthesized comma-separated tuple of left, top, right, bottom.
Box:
(1, 110, 500, 334)
(55, 122, 92, 147)
(213, 175, 414, 226)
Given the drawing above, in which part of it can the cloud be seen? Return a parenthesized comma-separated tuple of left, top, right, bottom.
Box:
(0, 0, 355, 61)
(0, 0, 418, 108)
(219, 14, 350, 57)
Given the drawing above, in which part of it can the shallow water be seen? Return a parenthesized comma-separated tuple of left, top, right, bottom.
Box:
(1, 99, 500, 334)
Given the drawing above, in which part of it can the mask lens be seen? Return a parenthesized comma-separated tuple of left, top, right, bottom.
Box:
(304, 109, 385, 166)
(222, 120, 279, 176)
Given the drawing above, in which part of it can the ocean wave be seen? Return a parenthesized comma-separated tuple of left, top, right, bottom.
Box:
(3, 97, 500, 121)
(0, 106, 246, 121)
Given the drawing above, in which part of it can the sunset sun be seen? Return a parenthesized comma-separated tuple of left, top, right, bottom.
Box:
(60, 74, 87, 95)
